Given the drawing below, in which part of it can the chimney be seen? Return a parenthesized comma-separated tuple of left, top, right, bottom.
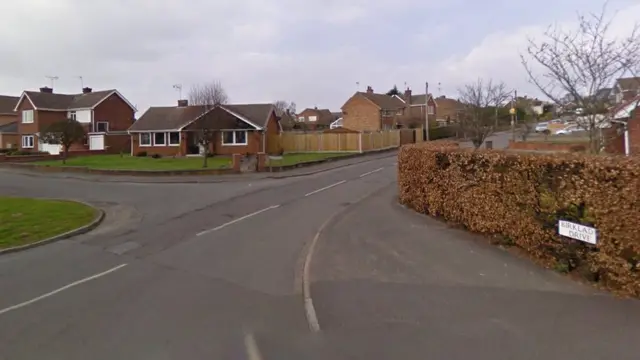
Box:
(285, 109, 290, 115)
(177, 99, 188, 107)
(82, 87, 92, 94)
(404, 88, 412, 105)
(366, 86, 374, 94)
(39, 86, 53, 93)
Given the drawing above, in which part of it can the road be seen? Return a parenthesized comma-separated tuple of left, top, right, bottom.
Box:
(1, 153, 639, 359)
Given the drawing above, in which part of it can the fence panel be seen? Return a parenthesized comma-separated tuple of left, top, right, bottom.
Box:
(267, 130, 401, 153)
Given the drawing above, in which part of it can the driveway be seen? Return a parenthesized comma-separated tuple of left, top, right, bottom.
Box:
(1, 151, 639, 359)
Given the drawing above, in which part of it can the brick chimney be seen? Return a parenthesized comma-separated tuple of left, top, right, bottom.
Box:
(82, 87, 92, 94)
(404, 88, 412, 105)
(39, 86, 53, 93)
(366, 86, 374, 94)
(177, 99, 188, 107)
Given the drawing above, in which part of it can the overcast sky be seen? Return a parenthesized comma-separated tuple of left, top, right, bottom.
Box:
(0, 0, 638, 115)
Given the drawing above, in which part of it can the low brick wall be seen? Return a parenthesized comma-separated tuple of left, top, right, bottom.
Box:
(0, 150, 109, 163)
(507, 140, 587, 152)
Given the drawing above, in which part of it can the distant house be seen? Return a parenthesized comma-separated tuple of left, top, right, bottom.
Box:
(295, 107, 339, 130)
(341, 86, 406, 131)
(127, 99, 281, 156)
(13, 86, 136, 154)
(341, 86, 463, 131)
(0, 95, 19, 149)
(611, 77, 640, 104)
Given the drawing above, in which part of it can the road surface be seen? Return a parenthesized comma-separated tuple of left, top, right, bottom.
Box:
(1, 153, 639, 359)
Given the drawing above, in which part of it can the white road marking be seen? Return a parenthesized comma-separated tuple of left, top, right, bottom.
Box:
(244, 332, 264, 360)
(359, 167, 384, 177)
(0, 264, 128, 316)
(196, 205, 280, 236)
(304, 180, 347, 197)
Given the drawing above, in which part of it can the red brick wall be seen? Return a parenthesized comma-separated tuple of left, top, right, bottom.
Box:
(93, 93, 135, 132)
(0, 133, 19, 149)
(130, 132, 186, 157)
(628, 110, 640, 155)
(214, 130, 261, 155)
(16, 97, 66, 151)
(342, 94, 381, 132)
(0, 114, 16, 126)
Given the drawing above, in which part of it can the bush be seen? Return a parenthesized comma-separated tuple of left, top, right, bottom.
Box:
(135, 151, 147, 157)
(398, 142, 640, 297)
(0, 148, 16, 154)
(9, 150, 35, 156)
(429, 126, 456, 140)
(150, 153, 162, 159)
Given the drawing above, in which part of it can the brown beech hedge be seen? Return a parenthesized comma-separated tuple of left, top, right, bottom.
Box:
(398, 141, 640, 296)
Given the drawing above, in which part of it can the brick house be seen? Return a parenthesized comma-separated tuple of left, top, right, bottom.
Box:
(127, 100, 281, 157)
(341, 86, 464, 131)
(608, 96, 640, 155)
(611, 77, 640, 104)
(13, 86, 136, 154)
(0, 95, 19, 149)
(341, 86, 406, 132)
(295, 108, 339, 130)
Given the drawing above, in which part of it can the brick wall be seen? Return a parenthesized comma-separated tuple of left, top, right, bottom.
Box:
(342, 94, 381, 132)
(93, 93, 135, 132)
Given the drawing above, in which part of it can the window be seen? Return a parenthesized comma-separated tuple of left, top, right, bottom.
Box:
(22, 135, 34, 148)
(96, 121, 109, 132)
(222, 130, 247, 145)
(22, 110, 34, 123)
(139, 133, 151, 146)
(168, 132, 180, 146)
(308, 116, 317, 122)
(427, 105, 435, 115)
(396, 109, 403, 115)
(153, 132, 166, 146)
(68, 111, 77, 121)
(297, 116, 305, 122)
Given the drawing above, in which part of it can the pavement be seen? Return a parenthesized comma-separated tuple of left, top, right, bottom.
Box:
(0, 149, 639, 359)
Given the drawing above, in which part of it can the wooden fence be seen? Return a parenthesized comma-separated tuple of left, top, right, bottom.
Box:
(267, 130, 401, 153)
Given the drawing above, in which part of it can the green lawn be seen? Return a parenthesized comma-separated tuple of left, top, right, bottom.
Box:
(35, 155, 231, 170)
(266, 152, 352, 166)
(0, 197, 96, 249)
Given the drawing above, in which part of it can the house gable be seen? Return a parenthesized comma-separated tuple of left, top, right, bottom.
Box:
(13, 92, 37, 112)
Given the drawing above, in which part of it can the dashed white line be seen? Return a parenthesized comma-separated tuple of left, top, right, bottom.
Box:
(359, 167, 384, 178)
(0, 264, 128, 316)
(196, 205, 280, 236)
(244, 332, 264, 360)
(304, 180, 347, 197)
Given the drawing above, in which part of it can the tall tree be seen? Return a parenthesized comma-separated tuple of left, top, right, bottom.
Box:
(187, 80, 229, 168)
(458, 79, 510, 149)
(386, 85, 400, 96)
(273, 100, 296, 116)
(40, 119, 86, 164)
(521, 3, 640, 153)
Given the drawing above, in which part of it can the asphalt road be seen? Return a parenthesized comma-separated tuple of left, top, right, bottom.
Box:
(0, 154, 398, 359)
(1, 151, 639, 359)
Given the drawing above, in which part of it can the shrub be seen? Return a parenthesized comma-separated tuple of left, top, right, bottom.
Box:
(429, 126, 456, 140)
(151, 153, 162, 159)
(0, 148, 16, 154)
(398, 142, 640, 297)
(135, 151, 147, 157)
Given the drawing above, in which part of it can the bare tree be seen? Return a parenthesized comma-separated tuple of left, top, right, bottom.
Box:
(188, 81, 229, 107)
(458, 79, 509, 149)
(40, 119, 86, 164)
(273, 100, 296, 116)
(489, 82, 511, 127)
(521, 2, 640, 153)
(187, 80, 229, 168)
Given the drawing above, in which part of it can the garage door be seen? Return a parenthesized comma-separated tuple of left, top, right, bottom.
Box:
(39, 142, 61, 155)
(89, 135, 104, 150)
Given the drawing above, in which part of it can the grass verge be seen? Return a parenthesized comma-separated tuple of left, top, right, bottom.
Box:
(35, 155, 231, 170)
(0, 197, 96, 249)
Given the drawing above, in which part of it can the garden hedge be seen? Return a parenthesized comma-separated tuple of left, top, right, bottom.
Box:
(398, 142, 640, 296)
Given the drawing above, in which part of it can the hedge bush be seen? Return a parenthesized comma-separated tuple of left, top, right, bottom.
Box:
(398, 142, 640, 296)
